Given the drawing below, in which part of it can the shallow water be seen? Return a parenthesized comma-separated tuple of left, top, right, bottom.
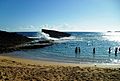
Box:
(5, 32, 120, 64)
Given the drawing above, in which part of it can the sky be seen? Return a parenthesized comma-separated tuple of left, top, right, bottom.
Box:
(0, 0, 120, 32)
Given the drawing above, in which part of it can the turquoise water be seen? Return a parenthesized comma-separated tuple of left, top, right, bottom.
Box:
(6, 32, 120, 64)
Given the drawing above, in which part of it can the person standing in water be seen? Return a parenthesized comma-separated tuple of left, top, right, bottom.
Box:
(109, 47, 111, 54)
(115, 47, 118, 56)
(75, 47, 78, 54)
(93, 48, 95, 54)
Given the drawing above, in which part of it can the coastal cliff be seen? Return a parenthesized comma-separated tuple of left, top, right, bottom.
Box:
(42, 29, 71, 38)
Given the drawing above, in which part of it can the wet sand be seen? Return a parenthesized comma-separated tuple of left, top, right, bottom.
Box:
(0, 55, 120, 81)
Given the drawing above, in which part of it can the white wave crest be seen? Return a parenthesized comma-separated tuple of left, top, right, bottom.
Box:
(41, 32, 59, 40)
(60, 36, 76, 40)
(110, 59, 120, 64)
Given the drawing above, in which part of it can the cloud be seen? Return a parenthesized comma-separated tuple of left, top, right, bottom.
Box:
(17, 23, 119, 32)
(18, 24, 76, 32)
(40, 24, 77, 32)
(0, 26, 10, 31)
(18, 25, 41, 31)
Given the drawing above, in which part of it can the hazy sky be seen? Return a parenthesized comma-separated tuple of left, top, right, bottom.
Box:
(0, 0, 120, 32)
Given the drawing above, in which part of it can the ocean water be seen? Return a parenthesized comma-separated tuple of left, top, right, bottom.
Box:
(6, 32, 120, 64)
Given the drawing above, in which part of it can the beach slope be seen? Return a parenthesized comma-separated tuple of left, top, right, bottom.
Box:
(0, 55, 120, 81)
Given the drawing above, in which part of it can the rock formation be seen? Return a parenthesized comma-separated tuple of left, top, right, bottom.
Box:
(0, 30, 54, 53)
(0, 30, 32, 53)
(0, 30, 32, 47)
(42, 29, 71, 38)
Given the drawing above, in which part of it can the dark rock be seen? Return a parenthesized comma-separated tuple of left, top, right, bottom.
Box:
(42, 29, 71, 38)
(0, 30, 32, 53)
(0, 30, 32, 47)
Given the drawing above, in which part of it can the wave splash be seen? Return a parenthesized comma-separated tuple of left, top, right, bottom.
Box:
(40, 32, 77, 43)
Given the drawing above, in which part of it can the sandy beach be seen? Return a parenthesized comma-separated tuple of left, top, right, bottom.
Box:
(0, 55, 120, 81)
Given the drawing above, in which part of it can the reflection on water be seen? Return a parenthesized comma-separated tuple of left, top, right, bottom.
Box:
(103, 32, 120, 42)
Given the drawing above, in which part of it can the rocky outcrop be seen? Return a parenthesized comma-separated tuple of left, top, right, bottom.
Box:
(42, 29, 71, 38)
(0, 30, 32, 53)
(0, 30, 32, 47)
(0, 30, 55, 53)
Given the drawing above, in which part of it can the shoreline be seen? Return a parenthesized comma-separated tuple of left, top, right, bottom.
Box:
(0, 54, 120, 68)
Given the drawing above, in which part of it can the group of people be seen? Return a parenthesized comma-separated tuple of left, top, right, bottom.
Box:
(75, 47, 80, 54)
(109, 47, 120, 56)
(75, 47, 120, 56)
(75, 47, 95, 54)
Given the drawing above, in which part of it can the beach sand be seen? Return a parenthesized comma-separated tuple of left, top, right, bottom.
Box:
(0, 55, 120, 81)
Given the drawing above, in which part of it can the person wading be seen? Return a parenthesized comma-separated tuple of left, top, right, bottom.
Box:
(93, 48, 95, 54)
